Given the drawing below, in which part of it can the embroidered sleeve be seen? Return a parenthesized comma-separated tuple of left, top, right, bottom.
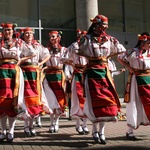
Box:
(20, 42, 36, 58)
(110, 37, 126, 54)
(39, 45, 50, 60)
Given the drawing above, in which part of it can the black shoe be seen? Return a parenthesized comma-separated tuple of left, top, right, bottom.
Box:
(49, 125, 55, 133)
(6, 133, 13, 143)
(7, 138, 13, 143)
(92, 132, 101, 143)
(100, 138, 106, 145)
(0, 133, 6, 142)
(37, 123, 42, 128)
(82, 126, 90, 134)
(24, 130, 31, 136)
(30, 128, 37, 136)
(126, 132, 137, 140)
(76, 126, 84, 135)
(24, 127, 31, 136)
(99, 134, 106, 145)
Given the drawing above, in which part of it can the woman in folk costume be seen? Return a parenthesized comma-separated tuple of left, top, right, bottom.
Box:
(118, 32, 150, 140)
(0, 23, 35, 143)
(19, 27, 50, 136)
(77, 15, 126, 144)
(62, 29, 90, 135)
(43, 30, 67, 133)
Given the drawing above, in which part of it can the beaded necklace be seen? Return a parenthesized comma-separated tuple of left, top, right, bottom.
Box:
(48, 43, 62, 54)
(1, 38, 17, 49)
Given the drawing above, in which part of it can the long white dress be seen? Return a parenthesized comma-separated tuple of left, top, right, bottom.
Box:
(43, 47, 67, 115)
(63, 42, 87, 118)
(0, 39, 33, 117)
(78, 34, 126, 123)
(119, 48, 150, 129)
(19, 42, 50, 118)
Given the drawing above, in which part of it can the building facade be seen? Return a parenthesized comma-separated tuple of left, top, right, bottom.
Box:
(0, 0, 149, 97)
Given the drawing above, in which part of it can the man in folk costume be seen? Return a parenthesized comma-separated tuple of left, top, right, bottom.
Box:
(62, 29, 90, 134)
(77, 15, 126, 144)
(0, 23, 35, 143)
(19, 27, 50, 136)
(43, 31, 67, 133)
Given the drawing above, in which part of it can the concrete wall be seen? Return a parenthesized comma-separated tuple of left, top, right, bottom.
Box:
(75, 0, 98, 30)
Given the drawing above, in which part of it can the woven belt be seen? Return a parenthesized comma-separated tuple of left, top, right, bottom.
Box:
(88, 57, 108, 65)
(0, 59, 17, 65)
(75, 64, 85, 69)
(0, 61, 17, 65)
(133, 68, 150, 75)
(47, 66, 63, 70)
(20, 62, 38, 66)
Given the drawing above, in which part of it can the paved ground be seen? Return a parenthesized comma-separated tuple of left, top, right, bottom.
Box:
(0, 107, 150, 150)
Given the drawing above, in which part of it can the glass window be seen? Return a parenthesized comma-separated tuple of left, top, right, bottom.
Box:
(40, 0, 76, 29)
(125, 0, 150, 34)
(40, 0, 76, 47)
(98, 0, 150, 34)
(0, 0, 38, 27)
(98, 0, 123, 32)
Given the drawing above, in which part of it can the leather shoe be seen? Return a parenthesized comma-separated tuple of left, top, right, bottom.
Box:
(82, 126, 90, 134)
(49, 125, 55, 133)
(0, 133, 6, 142)
(7, 133, 13, 143)
(92, 132, 101, 143)
(30, 128, 37, 136)
(24, 126, 31, 136)
(99, 134, 106, 144)
(76, 126, 84, 135)
(126, 132, 137, 140)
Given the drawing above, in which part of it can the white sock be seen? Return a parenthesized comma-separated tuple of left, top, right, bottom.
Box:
(76, 118, 80, 128)
(29, 117, 34, 128)
(24, 118, 29, 128)
(55, 114, 60, 126)
(92, 122, 98, 133)
(82, 118, 87, 127)
(0, 115, 7, 134)
(50, 114, 54, 125)
(36, 116, 41, 124)
(99, 122, 105, 139)
(8, 116, 16, 135)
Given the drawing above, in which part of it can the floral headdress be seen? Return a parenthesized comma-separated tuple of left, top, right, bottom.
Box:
(20, 27, 35, 34)
(138, 34, 150, 42)
(1, 23, 17, 29)
(137, 34, 150, 58)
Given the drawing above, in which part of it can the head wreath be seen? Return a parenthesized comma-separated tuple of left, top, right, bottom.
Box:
(138, 34, 150, 41)
(20, 27, 35, 34)
(90, 15, 108, 24)
(1, 23, 17, 29)
(49, 30, 62, 37)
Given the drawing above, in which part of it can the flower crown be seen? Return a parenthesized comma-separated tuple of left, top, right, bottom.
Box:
(49, 31, 62, 37)
(1, 23, 18, 29)
(77, 29, 87, 35)
(138, 34, 150, 41)
(20, 27, 35, 34)
(90, 15, 108, 25)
